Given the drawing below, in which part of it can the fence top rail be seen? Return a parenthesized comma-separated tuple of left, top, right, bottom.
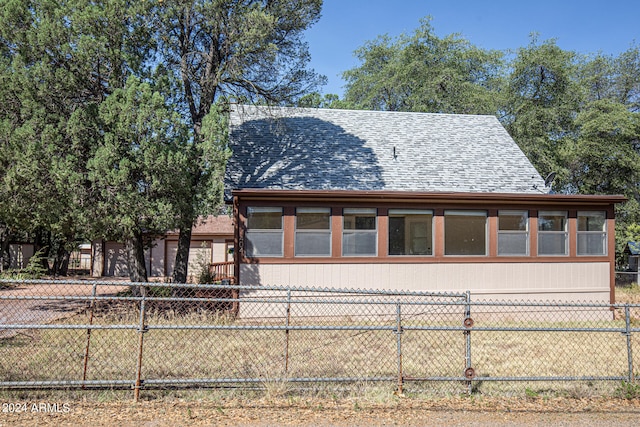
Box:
(0, 294, 462, 306)
(0, 293, 635, 310)
(0, 278, 468, 299)
(3, 279, 640, 308)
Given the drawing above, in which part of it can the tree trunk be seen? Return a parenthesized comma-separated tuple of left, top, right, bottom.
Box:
(170, 116, 205, 285)
(53, 246, 70, 276)
(172, 224, 193, 284)
(0, 226, 10, 271)
(33, 228, 51, 273)
(126, 230, 148, 284)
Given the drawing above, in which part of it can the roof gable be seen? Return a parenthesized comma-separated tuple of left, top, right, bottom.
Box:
(225, 105, 546, 198)
(165, 215, 234, 236)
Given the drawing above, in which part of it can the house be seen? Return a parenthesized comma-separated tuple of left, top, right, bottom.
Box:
(225, 105, 625, 303)
(90, 215, 234, 281)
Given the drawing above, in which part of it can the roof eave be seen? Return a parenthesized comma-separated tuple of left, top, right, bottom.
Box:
(231, 189, 627, 206)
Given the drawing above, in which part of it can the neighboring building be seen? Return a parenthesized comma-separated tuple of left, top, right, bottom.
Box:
(5, 243, 88, 272)
(225, 105, 625, 303)
(7, 243, 34, 270)
(69, 243, 92, 271)
(625, 241, 640, 283)
(91, 215, 234, 281)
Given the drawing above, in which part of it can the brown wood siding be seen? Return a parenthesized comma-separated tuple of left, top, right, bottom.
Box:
(607, 207, 617, 304)
(488, 209, 498, 257)
(569, 210, 578, 257)
(377, 207, 388, 257)
(331, 207, 341, 258)
(530, 212, 539, 258)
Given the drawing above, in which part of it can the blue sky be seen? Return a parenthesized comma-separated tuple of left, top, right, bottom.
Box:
(305, 0, 640, 96)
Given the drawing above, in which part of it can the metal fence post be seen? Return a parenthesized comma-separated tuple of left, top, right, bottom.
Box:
(81, 282, 98, 387)
(395, 302, 403, 395)
(133, 286, 148, 402)
(464, 291, 473, 394)
(284, 288, 292, 376)
(625, 304, 635, 383)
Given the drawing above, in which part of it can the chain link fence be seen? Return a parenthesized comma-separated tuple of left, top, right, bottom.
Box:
(0, 279, 638, 400)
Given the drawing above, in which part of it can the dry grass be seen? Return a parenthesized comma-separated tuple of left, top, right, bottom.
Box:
(1, 297, 639, 401)
(617, 283, 640, 304)
(1, 395, 640, 426)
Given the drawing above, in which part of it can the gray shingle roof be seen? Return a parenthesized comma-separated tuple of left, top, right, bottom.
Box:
(225, 105, 547, 198)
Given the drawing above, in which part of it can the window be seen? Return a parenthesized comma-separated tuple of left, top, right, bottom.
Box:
(342, 208, 377, 256)
(245, 207, 283, 257)
(295, 208, 331, 256)
(389, 209, 433, 256)
(577, 211, 607, 255)
(498, 210, 529, 256)
(538, 211, 568, 255)
(444, 210, 487, 256)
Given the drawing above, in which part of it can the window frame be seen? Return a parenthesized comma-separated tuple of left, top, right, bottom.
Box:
(294, 207, 332, 257)
(443, 210, 488, 256)
(497, 210, 530, 256)
(577, 211, 607, 256)
(388, 209, 434, 256)
(342, 208, 378, 257)
(244, 206, 284, 258)
(537, 210, 569, 256)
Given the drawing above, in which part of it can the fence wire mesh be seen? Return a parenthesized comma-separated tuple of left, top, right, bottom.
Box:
(0, 279, 638, 399)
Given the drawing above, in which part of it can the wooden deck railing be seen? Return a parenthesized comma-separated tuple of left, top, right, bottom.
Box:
(209, 261, 235, 283)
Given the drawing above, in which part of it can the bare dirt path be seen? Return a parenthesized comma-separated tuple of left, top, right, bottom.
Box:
(1, 397, 639, 426)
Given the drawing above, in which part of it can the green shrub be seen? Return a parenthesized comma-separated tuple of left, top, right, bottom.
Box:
(614, 381, 640, 399)
(0, 247, 48, 280)
(195, 243, 216, 284)
(22, 247, 49, 278)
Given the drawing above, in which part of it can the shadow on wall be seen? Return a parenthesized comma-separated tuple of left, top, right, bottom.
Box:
(239, 258, 261, 286)
(226, 117, 385, 193)
(105, 243, 129, 277)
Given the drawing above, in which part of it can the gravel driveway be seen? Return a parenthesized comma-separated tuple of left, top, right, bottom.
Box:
(0, 281, 128, 338)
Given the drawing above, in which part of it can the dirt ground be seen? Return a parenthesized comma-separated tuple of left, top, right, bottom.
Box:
(1, 397, 640, 426)
(0, 281, 128, 338)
